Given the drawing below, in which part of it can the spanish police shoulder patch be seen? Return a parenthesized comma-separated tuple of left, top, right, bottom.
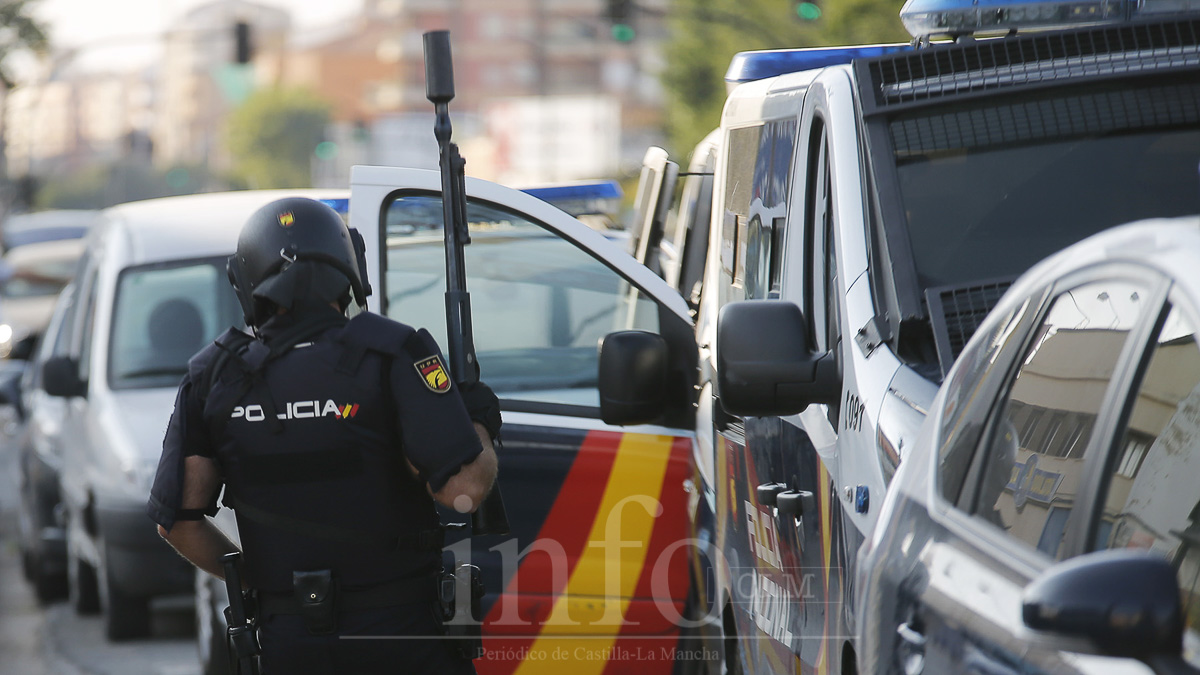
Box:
(414, 355, 452, 394)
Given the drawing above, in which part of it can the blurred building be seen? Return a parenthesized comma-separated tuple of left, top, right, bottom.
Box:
(5, 67, 155, 177)
(285, 0, 670, 185)
(155, 0, 289, 172)
(4, 0, 669, 190)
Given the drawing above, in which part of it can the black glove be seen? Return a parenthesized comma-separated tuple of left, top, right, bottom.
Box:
(459, 380, 501, 440)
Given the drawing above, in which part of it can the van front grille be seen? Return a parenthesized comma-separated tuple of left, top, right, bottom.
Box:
(926, 278, 1014, 377)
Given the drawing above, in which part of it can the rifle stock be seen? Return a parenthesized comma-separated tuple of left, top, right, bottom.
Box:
(424, 30, 510, 537)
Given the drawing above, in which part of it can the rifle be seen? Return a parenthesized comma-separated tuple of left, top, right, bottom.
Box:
(423, 30, 510, 537)
(220, 551, 261, 675)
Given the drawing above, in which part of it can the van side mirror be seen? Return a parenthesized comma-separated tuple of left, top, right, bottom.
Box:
(598, 330, 667, 426)
(42, 355, 86, 398)
(716, 301, 839, 417)
(1022, 549, 1183, 659)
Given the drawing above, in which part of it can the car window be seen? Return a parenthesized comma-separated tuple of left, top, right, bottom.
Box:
(383, 193, 661, 409)
(1092, 300, 1200, 656)
(108, 259, 243, 390)
(937, 296, 1036, 504)
(75, 267, 99, 383)
(974, 278, 1152, 559)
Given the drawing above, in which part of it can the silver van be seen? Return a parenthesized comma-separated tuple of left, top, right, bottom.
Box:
(41, 189, 347, 640)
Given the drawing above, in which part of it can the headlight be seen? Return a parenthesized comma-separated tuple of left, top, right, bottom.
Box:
(0, 324, 13, 358)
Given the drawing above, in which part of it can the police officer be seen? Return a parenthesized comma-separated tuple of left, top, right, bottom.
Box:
(147, 197, 499, 674)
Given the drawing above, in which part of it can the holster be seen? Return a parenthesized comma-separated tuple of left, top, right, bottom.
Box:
(439, 563, 484, 660)
(294, 570, 338, 635)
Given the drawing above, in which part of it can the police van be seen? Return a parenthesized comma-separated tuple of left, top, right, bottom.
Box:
(600, 0, 1200, 673)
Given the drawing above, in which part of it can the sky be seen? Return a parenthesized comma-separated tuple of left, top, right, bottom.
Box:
(28, 0, 363, 74)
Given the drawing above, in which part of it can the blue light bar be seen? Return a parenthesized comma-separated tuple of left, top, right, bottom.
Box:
(726, 45, 913, 86)
(520, 180, 623, 216)
(318, 197, 350, 215)
(899, 0, 1200, 40)
(520, 180, 622, 203)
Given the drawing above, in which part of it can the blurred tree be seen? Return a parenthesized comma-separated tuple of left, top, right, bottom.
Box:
(0, 0, 49, 88)
(224, 87, 332, 189)
(35, 161, 230, 209)
(662, 0, 907, 158)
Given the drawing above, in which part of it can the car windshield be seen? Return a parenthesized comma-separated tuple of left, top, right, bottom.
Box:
(108, 258, 243, 390)
(892, 77, 1200, 293)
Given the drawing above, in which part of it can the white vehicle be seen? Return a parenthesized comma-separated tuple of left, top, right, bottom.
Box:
(600, 0, 1200, 672)
(859, 216, 1200, 674)
(40, 189, 348, 641)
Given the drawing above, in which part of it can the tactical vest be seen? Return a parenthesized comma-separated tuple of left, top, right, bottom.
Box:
(199, 313, 443, 593)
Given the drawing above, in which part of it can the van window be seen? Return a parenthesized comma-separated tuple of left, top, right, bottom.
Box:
(892, 78, 1200, 293)
(722, 119, 796, 301)
(383, 194, 661, 410)
(108, 259, 242, 390)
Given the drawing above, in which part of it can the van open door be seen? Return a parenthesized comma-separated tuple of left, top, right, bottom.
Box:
(349, 166, 702, 675)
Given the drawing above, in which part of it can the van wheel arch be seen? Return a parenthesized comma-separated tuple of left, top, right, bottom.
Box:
(721, 598, 743, 675)
(841, 641, 857, 675)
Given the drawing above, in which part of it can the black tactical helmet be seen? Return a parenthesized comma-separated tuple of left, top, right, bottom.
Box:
(227, 197, 371, 326)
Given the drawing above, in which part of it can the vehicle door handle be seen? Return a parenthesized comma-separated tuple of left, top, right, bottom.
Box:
(897, 620, 927, 675)
(757, 482, 788, 506)
(897, 621, 926, 649)
(777, 490, 815, 519)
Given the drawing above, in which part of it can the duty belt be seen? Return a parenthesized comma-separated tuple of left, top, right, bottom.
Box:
(257, 575, 437, 617)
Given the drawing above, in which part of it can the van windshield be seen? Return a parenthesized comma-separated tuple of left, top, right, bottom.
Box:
(892, 78, 1200, 293)
(109, 258, 243, 390)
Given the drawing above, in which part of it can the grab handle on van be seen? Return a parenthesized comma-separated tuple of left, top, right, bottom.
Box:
(756, 482, 788, 507)
(776, 490, 815, 519)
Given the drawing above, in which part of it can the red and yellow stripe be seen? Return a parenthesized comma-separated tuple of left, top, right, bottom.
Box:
(480, 431, 690, 675)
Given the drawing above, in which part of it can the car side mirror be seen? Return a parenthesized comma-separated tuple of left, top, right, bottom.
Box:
(9, 333, 38, 361)
(716, 300, 839, 417)
(42, 355, 86, 398)
(1022, 549, 1183, 659)
(598, 330, 667, 426)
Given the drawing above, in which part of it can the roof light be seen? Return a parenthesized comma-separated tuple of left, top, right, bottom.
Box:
(726, 45, 912, 87)
(900, 0, 1126, 39)
(900, 0, 1200, 40)
(520, 180, 624, 217)
(318, 197, 350, 215)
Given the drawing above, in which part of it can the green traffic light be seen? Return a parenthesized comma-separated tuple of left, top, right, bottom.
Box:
(612, 23, 636, 42)
(796, 2, 821, 20)
(314, 141, 338, 161)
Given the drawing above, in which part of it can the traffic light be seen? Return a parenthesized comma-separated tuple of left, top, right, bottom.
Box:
(606, 0, 636, 42)
(794, 1, 821, 20)
(233, 21, 253, 63)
